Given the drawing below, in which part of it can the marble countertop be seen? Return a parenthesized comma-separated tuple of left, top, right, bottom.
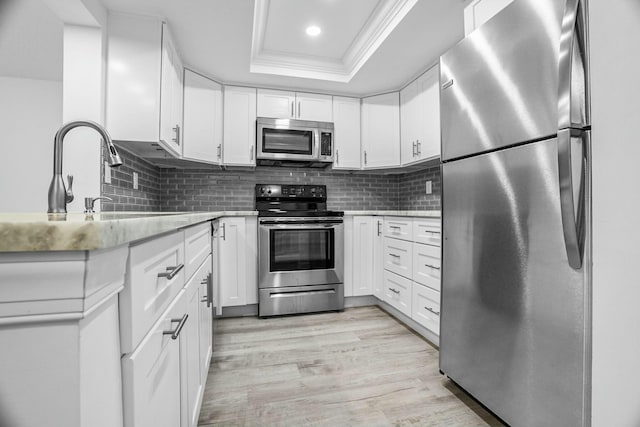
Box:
(343, 210, 441, 217)
(0, 211, 256, 253)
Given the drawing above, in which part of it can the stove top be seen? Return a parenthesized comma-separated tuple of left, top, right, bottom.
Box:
(255, 184, 343, 218)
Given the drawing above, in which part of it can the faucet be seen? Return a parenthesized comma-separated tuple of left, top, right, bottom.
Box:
(47, 120, 123, 214)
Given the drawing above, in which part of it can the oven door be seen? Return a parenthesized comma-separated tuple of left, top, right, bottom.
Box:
(258, 218, 344, 289)
(256, 118, 319, 161)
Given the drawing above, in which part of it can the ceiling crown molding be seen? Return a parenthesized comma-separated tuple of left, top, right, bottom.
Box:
(250, 0, 418, 83)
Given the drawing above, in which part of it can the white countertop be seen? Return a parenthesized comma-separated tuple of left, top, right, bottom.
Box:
(0, 211, 256, 252)
(343, 210, 441, 217)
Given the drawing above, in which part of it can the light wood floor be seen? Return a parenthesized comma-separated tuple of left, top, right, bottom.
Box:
(198, 306, 505, 427)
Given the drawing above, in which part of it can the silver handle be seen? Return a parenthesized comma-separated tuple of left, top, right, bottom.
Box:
(389, 225, 401, 229)
(364, 150, 367, 165)
(557, 0, 588, 130)
(163, 314, 188, 340)
(65, 175, 74, 203)
(157, 263, 184, 280)
(412, 141, 417, 157)
(221, 223, 226, 240)
(207, 272, 213, 308)
(250, 144, 254, 161)
(172, 125, 180, 145)
(261, 223, 339, 230)
(388, 288, 400, 294)
(389, 253, 401, 258)
(335, 149, 339, 165)
(298, 101, 301, 118)
(441, 79, 454, 90)
(291, 101, 294, 117)
(424, 306, 440, 316)
(217, 144, 221, 159)
(417, 140, 421, 155)
(558, 128, 587, 269)
(377, 221, 382, 236)
(425, 264, 440, 270)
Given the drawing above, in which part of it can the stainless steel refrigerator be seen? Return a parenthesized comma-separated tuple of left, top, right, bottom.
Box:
(439, 0, 590, 426)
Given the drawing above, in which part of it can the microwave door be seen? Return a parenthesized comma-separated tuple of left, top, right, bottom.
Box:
(257, 122, 320, 161)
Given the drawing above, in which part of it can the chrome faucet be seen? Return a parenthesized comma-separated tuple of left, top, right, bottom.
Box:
(47, 120, 123, 214)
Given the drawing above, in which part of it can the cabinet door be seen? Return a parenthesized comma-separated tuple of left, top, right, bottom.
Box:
(257, 88, 295, 119)
(160, 23, 182, 156)
(332, 96, 361, 170)
(372, 218, 385, 299)
(183, 69, 222, 164)
(353, 217, 374, 296)
(463, 0, 514, 36)
(183, 272, 202, 427)
(383, 237, 413, 280)
(296, 92, 332, 122)
(223, 86, 257, 166)
(400, 80, 419, 165)
(245, 216, 258, 305)
(219, 217, 247, 307)
(361, 92, 400, 169)
(413, 243, 441, 291)
(212, 221, 221, 316)
(412, 283, 440, 335)
(122, 291, 186, 427)
(415, 66, 440, 161)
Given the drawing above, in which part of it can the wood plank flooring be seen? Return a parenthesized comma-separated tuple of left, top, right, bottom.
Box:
(198, 306, 505, 427)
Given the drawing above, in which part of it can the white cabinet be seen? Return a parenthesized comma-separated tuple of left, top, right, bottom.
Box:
(257, 89, 332, 122)
(183, 69, 223, 164)
(372, 218, 385, 299)
(413, 243, 441, 292)
(383, 237, 413, 279)
(383, 270, 412, 317)
(218, 217, 258, 307)
(412, 283, 440, 334)
(361, 92, 401, 169)
(332, 96, 361, 170)
(223, 86, 257, 166)
(122, 290, 186, 427)
(401, 66, 440, 166)
(463, 0, 514, 36)
(352, 216, 375, 296)
(107, 14, 183, 156)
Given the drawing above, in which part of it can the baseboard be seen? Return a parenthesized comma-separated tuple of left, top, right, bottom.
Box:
(375, 299, 440, 348)
(345, 295, 377, 308)
(221, 304, 258, 317)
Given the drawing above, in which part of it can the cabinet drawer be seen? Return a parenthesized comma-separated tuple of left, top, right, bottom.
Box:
(383, 270, 412, 317)
(184, 222, 211, 281)
(121, 231, 185, 354)
(413, 217, 441, 246)
(412, 283, 440, 335)
(383, 237, 412, 279)
(412, 243, 441, 291)
(122, 290, 187, 427)
(383, 217, 413, 241)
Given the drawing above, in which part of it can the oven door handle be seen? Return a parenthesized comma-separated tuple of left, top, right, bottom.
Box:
(259, 223, 340, 229)
(259, 219, 343, 226)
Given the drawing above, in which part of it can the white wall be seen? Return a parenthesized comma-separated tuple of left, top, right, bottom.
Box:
(590, 1, 640, 426)
(0, 77, 62, 212)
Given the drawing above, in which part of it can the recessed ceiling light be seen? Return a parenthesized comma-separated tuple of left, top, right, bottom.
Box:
(306, 25, 321, 37)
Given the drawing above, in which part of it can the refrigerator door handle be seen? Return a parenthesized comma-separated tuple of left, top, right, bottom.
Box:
(558, 0, 589, 130)
(558, 128, 587, 269)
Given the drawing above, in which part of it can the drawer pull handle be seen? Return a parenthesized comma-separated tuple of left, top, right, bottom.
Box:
(389, 253, 401, 258)
(158, 264, 184, 280)
(201, 296, 208, 303)
(425, 264, 441, 270)
(388, 288, 400, 294)
(163, 314, 188, 340)
(425, 306, 440, 316)
(389, 225, 401, 229)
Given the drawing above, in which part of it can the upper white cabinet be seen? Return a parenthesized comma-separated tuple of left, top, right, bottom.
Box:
(332, 96, 361, 170)
(463, 0, 514, 36)
(361, 92, 401, 169)
(257, 89, 332, 122)
(223, 86, 257, 167)
(183, 69, 223, 164)
(400, 65, 441, 166)
(107, 14, 184, 156)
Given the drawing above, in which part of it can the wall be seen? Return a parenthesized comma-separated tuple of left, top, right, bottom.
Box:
(101, 148, 162, 211)
(101, 149, 442, 212)
(0, 77, 62, 212)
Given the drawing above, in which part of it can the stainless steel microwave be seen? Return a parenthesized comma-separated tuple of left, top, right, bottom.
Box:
(256, 117, 334, 167)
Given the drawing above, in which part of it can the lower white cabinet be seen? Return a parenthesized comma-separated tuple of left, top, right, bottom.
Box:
(122, 290, 186, 427)
(412, 283, 440, 334)
(372, 218, 385, 300)
(412, 243, 441, 292)
(217, 216, 258, 308)
(383, 270, 412, 317)
(383, 237, 412, 279)
(353, 216, 375, 296)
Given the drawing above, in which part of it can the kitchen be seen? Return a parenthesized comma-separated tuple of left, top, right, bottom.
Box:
(0, 0, 639, 426)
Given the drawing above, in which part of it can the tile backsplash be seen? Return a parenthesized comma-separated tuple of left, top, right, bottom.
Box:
(101, 149, 441, 212)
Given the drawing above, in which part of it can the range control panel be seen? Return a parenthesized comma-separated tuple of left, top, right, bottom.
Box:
(255, 184, 326, 199)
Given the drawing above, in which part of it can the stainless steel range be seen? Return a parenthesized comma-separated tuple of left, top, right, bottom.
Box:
(256, 184, 344, 317)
